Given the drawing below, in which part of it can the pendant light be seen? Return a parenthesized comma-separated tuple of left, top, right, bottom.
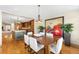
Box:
(36, 5, 42, 22)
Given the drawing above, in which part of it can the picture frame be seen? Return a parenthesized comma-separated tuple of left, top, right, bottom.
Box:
(45, 16, 64, 36)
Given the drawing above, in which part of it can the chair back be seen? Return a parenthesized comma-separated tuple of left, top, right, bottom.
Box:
(27, 32, 33, 36)
(24, 34, 29, 45)
(46, 33, 53, 39)
(39, 32, 45, 36)
(29, 37, 38, 50)
(56, 37, 63, 53)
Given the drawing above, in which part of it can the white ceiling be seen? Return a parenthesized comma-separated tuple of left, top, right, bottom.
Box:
(1, 5, 79, 24)
(2, 12, 32, 24)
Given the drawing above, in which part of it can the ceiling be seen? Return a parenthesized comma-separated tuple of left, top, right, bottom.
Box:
(1, 5, 79, 24)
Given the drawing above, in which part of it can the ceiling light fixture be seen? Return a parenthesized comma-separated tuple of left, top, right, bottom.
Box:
(36, 5, 42, 22)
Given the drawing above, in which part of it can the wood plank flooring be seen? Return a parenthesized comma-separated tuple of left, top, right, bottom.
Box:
(1, 33, 79, 54)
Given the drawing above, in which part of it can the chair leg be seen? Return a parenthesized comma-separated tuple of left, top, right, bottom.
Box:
(24, 44, 31, 52)
(60, 51, 62, 54)
(25, 43, 28, 48)
(34, 52, 38, 54)
(50, 51, 62, 54)
(32, 51, 38, 54)
(29, 48, 32, 54)
(50, 51, 54, 54)
(29, 48, 38, 54)
(28, 46, 31, 52)
(30, 48, 45, 54)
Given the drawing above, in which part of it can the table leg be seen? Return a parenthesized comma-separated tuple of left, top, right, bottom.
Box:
(44, 45, 50, 54)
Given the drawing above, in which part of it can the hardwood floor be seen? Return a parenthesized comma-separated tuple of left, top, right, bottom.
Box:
(2, 39, 28, 54)
(62, 44, 79, 54)
(1, 33, 79, 54)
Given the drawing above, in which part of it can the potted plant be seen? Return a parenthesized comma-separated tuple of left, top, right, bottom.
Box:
(61, 24, 73, 46)
(38, 26, 45, 32)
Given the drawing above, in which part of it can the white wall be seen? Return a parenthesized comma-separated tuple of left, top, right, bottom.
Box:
(64, 10, 79, 45)
(34, 20, 45, 34)
(11, 23, 15, 31)
(0, 10, 2, 47)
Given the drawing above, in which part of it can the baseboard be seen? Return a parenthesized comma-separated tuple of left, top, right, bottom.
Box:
(71, 43, 79, 49)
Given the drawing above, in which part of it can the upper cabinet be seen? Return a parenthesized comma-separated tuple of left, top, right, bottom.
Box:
(15, 20, 34, 33)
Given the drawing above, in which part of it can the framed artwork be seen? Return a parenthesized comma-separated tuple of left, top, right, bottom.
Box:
(45, 16, 64, 33)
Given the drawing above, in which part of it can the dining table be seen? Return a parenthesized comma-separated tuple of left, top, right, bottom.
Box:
(31, 35, 54, 54)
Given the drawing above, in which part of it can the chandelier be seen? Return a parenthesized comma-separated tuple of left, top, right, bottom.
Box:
(36, 5, 42, 22)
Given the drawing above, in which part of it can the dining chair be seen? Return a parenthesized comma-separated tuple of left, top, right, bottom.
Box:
(29, 37, 44, 54)
(27, 32, 33, 36)
(34, 33, 43, 37)
(24, 34, 30, 52)
(49, 37, 63, 54)
(39, 32, 45, 36)
(46, 33, 53, 39)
